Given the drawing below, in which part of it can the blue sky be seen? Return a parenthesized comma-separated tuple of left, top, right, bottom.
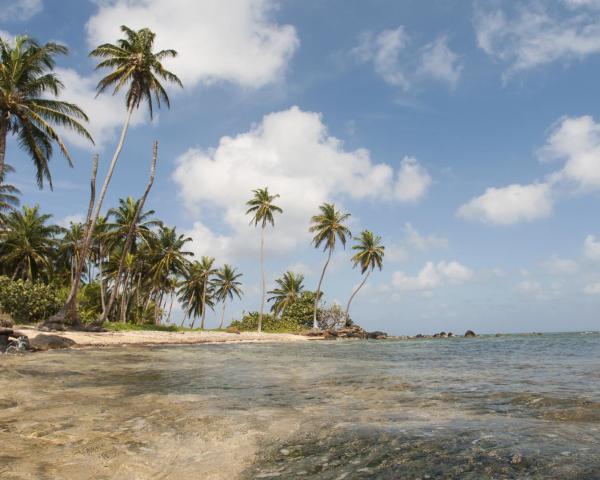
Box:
(2, 0, 600, 335)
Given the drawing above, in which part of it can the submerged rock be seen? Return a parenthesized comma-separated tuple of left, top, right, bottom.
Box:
(29, 334, 76, 351)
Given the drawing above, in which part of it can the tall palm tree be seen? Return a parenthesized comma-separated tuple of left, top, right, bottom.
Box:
(214, 265, 243, 329)
(246, 187, 282, 333)
(0, 35, 92, 186)
(63, 26, 182, 324)
(309, 203, 351, 329)
(177, 260, 215, 329)
(0, 204, 61, 281)
(197, 256, 217, 329)
(344, 230, 385, 323)
(57, 221, 86, 283)
(267, 271, 304, 318)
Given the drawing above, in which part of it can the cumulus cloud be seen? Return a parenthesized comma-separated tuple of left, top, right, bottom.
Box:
(353, 27, 462, 89)
(584, 235, 600, 260)
(474, 2, 600, 77)
(458, 183, 553, 225)
(541, 255, 578, 275)
(54, 68, 146, 150)
(172, 106, 431, 260)
(86, 0, 299, 89)
(583, 283, 600, 295)
(58, 213, 85, 228)
(459, 115, 600, 226)
(392, 261, 473, 291)
(0, 0, 42, 21)
(394, 158, 432, 202)
(539, 115, 600, 191)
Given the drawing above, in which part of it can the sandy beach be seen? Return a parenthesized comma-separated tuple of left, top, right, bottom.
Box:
(13, 326, 311, 349)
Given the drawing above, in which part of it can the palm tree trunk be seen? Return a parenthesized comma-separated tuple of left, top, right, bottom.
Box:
(101, 141, 158, 324)
(120, 270, 130, 323)
(0, 114, 9, 183)
(166, 293, 174, 324)
(43, 154, 98, 328)
(344, 268, 372, 324)
(313, 248, 332, 329)
(200, 277, 207, 329)
(259, 226, 265, 333)
(98, 246, 106, 316)
(219, 301, 226, 329)
(56, 105, 134, 327)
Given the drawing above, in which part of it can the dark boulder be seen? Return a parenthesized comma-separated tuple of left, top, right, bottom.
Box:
(29, 334, 76, 351)
(367, 331, 388, 339)
(464, 330, 476, 338)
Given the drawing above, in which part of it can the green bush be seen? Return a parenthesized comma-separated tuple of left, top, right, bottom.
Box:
(0, 276, 64, 323)
(230, 292, 321, 332)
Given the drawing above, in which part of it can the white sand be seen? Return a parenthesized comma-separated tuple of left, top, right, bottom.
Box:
(14, 326, 312, 348)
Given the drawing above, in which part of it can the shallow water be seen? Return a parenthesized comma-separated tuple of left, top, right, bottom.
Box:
(1, 333, 599, 479)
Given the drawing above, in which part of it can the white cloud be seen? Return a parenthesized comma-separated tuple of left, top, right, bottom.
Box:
(404, 222, 448, 250)
(285, 262, 313, 277)
(59, 213, 85, 228)
(392, 261, 473, 291)
(173, 106, 430, 260)
(584, 235, 600, 260)
(541, 255, 579, 275)
(458, 183, 553, 225)
(86, 0, 299, 89)
(562, 0, 600, 8)
(0, 0, 42, 21)
(353, 27, 462, 89)
(419, 36, 462, 87)
(583, 283, 600, 295)
(474, 3, 600, 77)
(354, 27, 410, 89)
(539, 116, 600, 191)
(54, 68, 145, 150)
(394, 157, 432, 202)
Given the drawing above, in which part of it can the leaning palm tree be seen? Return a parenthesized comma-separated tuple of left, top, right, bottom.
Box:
(267, 271, 305, 318)
(309, 203, 351, 329)
(0, 204, 61, 281)
(177, 260, 215, 329)
(214, 264, 243, 329)
(246, 187, 283, 333)
(60, 26, 182, 325)
(0, 35, 93, 186)
(344, 230, 385, 323)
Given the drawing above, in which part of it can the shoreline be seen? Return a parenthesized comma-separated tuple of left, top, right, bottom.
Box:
(12, 326, 313, 350)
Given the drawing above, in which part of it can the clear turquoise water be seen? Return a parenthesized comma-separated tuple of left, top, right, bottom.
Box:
(1, 333, 599, 479)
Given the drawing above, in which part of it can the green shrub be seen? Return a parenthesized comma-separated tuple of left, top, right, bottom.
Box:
(77, 282, 103, 323)
(230, 292, 322, 332)
(0, 276, 64, 323)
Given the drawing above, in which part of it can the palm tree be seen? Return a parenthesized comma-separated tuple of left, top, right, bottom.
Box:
(309, 203, 351, 329)
(0, 204, 61, 281)
(214, 265, 243, 329)
(105, 197, 161, 253)
(178, 260, 215, 329)
(344, 230, 385, 323)
(197, 256, 217, 329)
(57, 221, 86, 283)
(0, 165, 20, 221)
(62, 26, 182, 324)
(267, 271, 304, 317)
(0, 35, 92, 186)
(246, 187, 282, 333)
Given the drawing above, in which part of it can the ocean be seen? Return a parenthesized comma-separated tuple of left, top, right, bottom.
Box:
(1, 333, 599, 479)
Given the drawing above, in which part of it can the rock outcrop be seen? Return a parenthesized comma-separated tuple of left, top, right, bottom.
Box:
(29, 334, 76, 351)
(0, 328, 31, 354)
(464, 330, 476, 338)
